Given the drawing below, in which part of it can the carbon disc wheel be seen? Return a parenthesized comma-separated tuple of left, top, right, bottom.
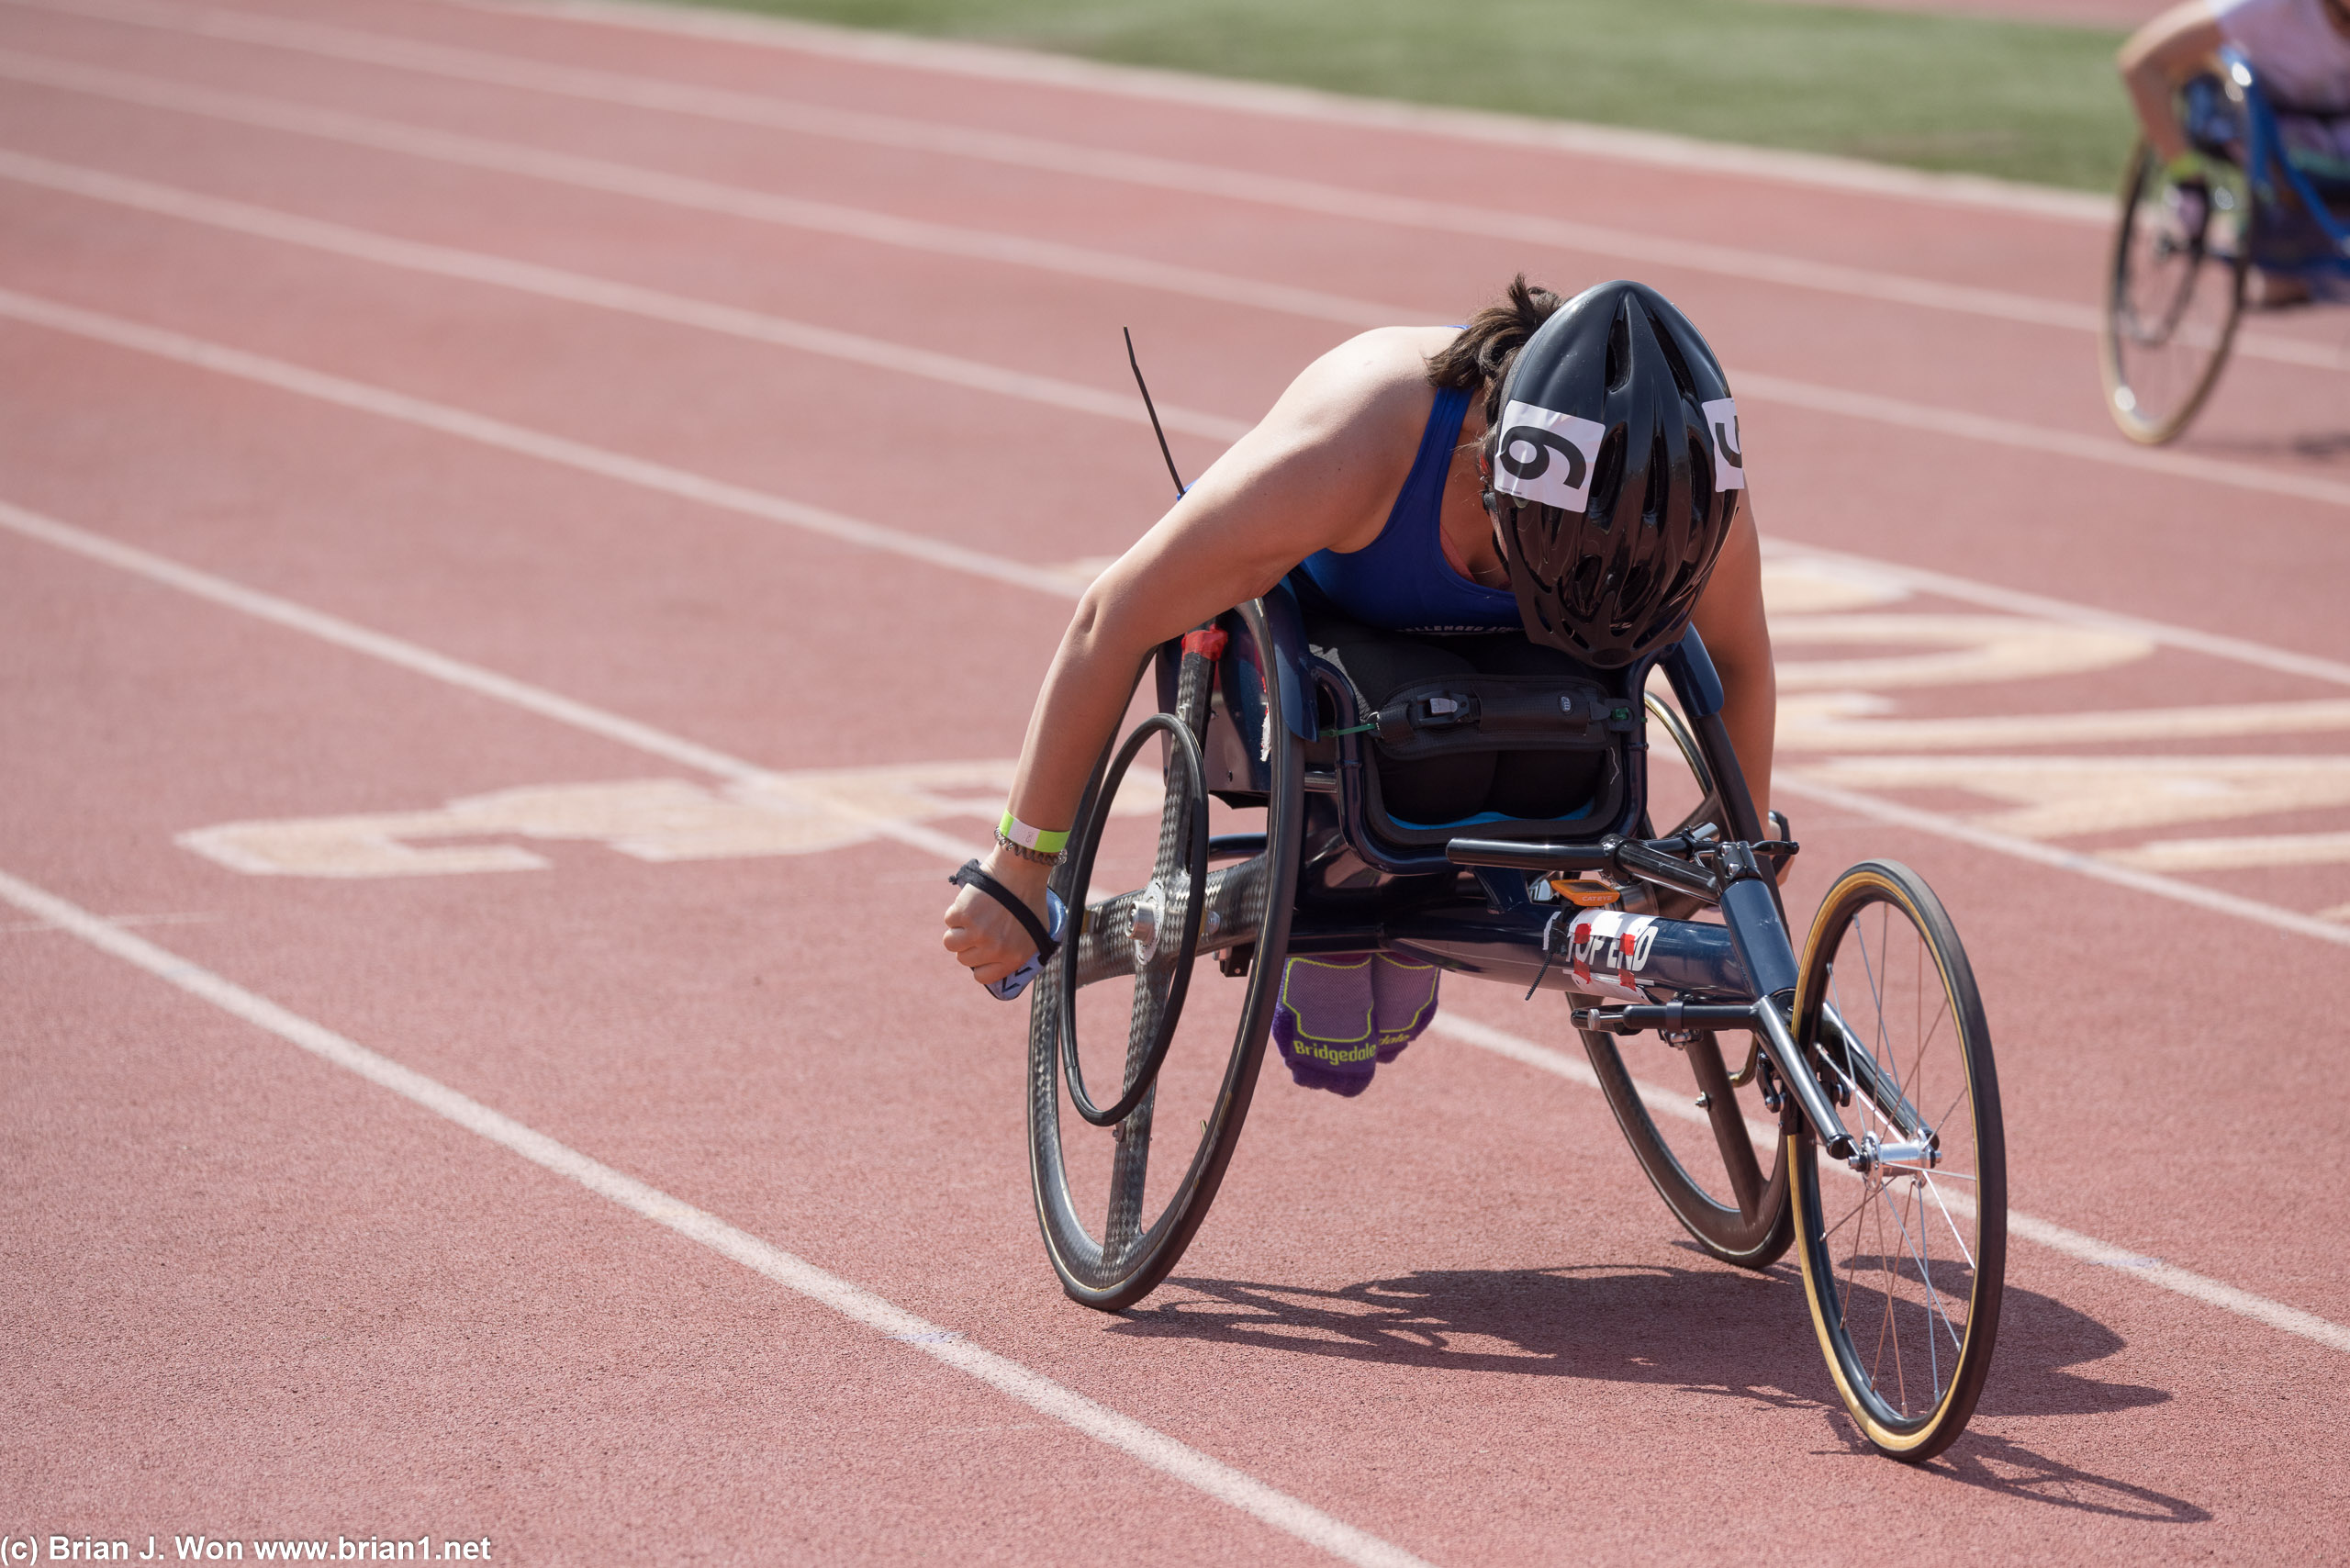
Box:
(1026, 602, 1303, 1310)
(1583, 1025, 1793, 1268)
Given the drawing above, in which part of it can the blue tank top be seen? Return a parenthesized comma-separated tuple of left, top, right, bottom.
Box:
(1297, 385, 1522, 634)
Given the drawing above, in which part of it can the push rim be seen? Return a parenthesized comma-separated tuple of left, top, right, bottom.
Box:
(1790, 861, 2006, 1462)
(1056, 711, 1210, 1129)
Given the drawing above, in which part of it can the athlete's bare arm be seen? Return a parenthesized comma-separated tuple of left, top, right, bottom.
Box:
(942, 330, 1432, 984)
(2121, 1, 2228, 163)
(1690, 502, 1775, 825)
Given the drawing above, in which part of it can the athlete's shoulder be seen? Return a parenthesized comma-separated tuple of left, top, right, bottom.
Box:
(1263, 326, 1455, 449)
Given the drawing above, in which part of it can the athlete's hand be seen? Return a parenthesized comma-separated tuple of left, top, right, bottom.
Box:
(942, 848, 1056, 986)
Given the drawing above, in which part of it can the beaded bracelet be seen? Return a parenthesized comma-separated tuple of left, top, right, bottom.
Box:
(992, 831, 1062, 866)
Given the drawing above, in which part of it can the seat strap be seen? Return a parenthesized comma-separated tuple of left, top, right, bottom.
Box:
(949, 859, 1061, 964)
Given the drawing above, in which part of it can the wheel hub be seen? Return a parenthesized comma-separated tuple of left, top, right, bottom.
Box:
(1128, 879, 1166, 968)
(1849, 1129, 1940, 1176)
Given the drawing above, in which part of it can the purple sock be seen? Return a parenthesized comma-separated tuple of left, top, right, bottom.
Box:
(1371, 954, 1440, 1063)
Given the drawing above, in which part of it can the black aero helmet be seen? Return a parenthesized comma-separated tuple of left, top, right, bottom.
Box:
(1482, 280, 1744, 668)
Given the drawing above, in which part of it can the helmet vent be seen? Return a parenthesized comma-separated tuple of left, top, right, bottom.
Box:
(1688, 434, 1715, 527)
(1586, 427, 1627, 523)
(1649, 307, 1702, 403)
(1605, 310, 1632, 392)
(1639, 431, 1670, 527)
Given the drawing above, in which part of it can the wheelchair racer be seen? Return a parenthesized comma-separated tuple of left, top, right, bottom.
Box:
(2121, 0, 2350, 303)
(942, 279, 1774, 1084)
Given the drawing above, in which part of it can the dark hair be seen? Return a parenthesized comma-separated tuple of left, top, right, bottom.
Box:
(1424, 275, 1565, 431)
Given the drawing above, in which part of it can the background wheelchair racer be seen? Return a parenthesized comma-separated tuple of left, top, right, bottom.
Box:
(2121, 0, 2350, 307)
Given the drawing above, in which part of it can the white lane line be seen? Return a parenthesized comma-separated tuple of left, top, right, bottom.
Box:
(1766, 539, 2350, 690)
(0, 147, 1251, 442)
(0, 47, 1394, 330)
(12, 53, 2350, 518)
(1, 908, 213, 934)
(0, 868, 1431, 1568)
(459, 0, 2115, 225)
(0, 0, 2232, 356)
(10, 492, 2349, 1366)
(1426, 1014, 2350, 1357)
(1737, 368, 2350, 512)
(0, 286, 1083, 602)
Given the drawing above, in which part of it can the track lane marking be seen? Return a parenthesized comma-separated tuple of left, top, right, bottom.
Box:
(0, 286, 1082, 600)
(0, 866, 1433, 1568)
(1764, 540, 2350, 689)
(8, 494, 2348, 1360)
(460, 0, 2116, 224)
(0, 147, 1252, 441)
(1426, 1015, 2350, 1356)
(0, 47, 1400, 328)
(11, 51, 2350, 516)
(1772, 775, 2350, 946)
(17, 0, 2346, 374)
(4, 289, 2348, 940)
(0, 498, 987, 864)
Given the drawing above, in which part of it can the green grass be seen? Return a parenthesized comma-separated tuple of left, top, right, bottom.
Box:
(669, 0, 2139, 190)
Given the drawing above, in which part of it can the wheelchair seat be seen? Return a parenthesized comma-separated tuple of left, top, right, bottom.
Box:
(1297, 598, 1641, 851)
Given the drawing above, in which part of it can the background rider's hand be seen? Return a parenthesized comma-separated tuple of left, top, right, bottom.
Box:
(942, 847, 1055, 986)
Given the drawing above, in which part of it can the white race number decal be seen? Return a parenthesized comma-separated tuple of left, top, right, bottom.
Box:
(1493, 400, 1605, 511)
(1703, 398, 1744, 490)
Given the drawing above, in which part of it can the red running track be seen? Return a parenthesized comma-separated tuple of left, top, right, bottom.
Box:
(3, 0, 2349, 1562)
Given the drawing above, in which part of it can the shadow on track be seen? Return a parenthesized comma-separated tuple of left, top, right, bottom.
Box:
(1119, 1261, 2202, 1523)
(2180, 427, 2350, 461)
(1909, 1433, 2210, 1522)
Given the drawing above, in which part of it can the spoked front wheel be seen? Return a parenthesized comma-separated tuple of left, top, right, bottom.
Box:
(1790, 861, 2006, 1462)
(1027, 605, 1303, 1310)
(2102, 137, 2248, 444)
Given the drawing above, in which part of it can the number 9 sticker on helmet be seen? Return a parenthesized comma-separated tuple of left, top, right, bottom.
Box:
(1494, 400, 1606, 511)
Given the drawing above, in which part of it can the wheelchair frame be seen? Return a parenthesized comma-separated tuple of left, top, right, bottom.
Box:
(1027, 580, 2008, 1461)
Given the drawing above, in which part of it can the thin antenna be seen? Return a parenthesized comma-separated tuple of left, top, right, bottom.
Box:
(1125, 327, 1186, 498)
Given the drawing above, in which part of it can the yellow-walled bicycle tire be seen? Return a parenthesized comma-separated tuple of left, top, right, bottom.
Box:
(1789, 861, 2006, 1462)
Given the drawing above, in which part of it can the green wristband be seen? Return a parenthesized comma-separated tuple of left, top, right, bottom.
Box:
(998, 812, 1069, 855)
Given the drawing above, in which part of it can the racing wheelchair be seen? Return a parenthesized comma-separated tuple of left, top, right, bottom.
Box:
(2104, 50, 2350, 443)
(1024, 583, 2006, 1462)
